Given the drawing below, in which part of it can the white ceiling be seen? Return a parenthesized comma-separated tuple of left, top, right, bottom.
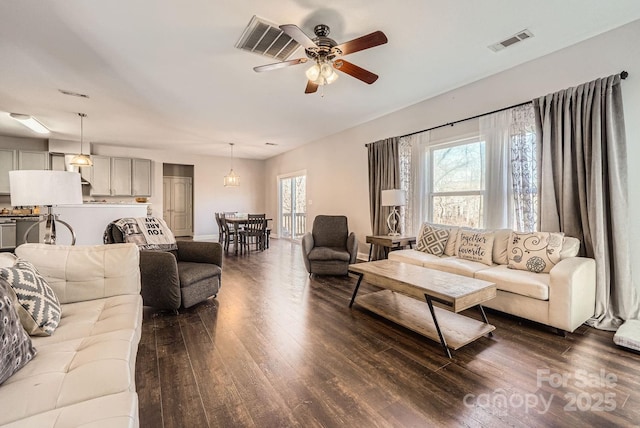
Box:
(1, 1, 639, 160)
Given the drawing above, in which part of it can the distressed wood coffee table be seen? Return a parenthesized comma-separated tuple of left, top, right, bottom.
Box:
(348, 259, 496, 358)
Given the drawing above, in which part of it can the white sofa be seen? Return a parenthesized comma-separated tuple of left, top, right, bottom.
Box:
(0, 243, 142, 428)
(388, 228, 596, 333)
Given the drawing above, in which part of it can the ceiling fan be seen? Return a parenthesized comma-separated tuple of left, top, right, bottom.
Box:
(253, 24, 388, 94)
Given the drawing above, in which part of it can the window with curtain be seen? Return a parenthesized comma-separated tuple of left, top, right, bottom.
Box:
(399, 104, 537, 232)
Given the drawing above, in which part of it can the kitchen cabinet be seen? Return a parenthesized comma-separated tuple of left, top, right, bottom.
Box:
(132, 158, 151, 196)
(18, 150, 49, 170)
(90, 155, 112, 196)
(111, 157, 132, 196)
(50, 153, 67, 171)
(0, 149, 16, 194)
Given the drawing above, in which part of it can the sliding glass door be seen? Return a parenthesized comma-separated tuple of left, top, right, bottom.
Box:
(278, 173, 306, 241)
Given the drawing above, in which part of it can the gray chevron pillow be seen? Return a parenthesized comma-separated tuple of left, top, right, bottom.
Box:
(0, 259, 61, 336)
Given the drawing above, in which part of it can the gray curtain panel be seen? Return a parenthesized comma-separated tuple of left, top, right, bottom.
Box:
(367, 137, 400, 260)
(534, 73, 639, 330)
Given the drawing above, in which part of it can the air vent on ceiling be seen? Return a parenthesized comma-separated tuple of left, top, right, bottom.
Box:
(265, 142, 278, 146)
(235, 15, 300, 61)
(59, 89, 90, 98)
(488, 29, 534, 52)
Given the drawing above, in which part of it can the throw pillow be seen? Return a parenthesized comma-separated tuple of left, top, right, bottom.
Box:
(0, 279, 37, 385)
(507, 231, 564, 273)
(0, 259, 61, 336)
(415, 224, 450, 256)
(456, 230, 495, 266)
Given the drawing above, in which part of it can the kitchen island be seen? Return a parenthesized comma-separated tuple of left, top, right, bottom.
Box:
(52, 203, 149, 245)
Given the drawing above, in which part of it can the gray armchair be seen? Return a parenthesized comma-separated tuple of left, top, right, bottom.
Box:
(105, 223, 222, 310)
(301, 215, 358, 276)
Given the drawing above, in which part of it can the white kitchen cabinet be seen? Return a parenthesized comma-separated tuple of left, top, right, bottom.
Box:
(18, 150, 49, 170)
(0, 149, 16, 194)
(132, 158, 151, 196)
(90, 155, 112, 196)
(111, 157, 132, 196)
(49, 153, 66, 171)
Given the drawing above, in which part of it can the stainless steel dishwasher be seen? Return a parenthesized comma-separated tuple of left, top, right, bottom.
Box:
(0, 219, 17, 250)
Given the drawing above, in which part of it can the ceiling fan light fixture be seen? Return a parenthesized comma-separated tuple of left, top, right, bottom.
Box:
(306, 60, 338, 86)
(305, 63, 321, 82)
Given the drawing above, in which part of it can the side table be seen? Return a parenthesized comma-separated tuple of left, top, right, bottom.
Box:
(366, 235, 416, 261)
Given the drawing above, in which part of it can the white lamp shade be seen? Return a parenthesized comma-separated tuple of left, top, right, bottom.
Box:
(381, 189, 406, 207)
(9, 170, 83, 206)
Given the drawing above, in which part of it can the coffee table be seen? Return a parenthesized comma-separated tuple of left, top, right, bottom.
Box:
(348, 259, 496, 358)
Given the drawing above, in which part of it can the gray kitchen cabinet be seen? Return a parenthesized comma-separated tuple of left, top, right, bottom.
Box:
(50, 153, 66, 171)
(132, 158, 151, 196)
(111, 157, 132, 196)
(18, 150, 49, 170)
(0, 149, 16, 195)
(90, 155, 112, 196)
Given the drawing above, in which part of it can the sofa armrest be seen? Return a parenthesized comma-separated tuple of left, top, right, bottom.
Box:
(347, 232, 358, 264)
(548, 257, 596, 332)
(301, 232, 313, 273)
(139, 251, 181, 310)
(16, 243, 141, 304)
(177, 241, 223, 267)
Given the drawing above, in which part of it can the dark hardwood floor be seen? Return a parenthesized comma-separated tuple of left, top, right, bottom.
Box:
(136, 239, 640, 427)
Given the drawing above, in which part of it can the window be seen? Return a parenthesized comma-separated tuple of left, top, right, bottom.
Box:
(428, 138, 486, 228)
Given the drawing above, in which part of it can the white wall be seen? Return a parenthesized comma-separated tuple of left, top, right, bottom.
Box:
(264, 19, 640, 270)
(93, 144, 265, 238)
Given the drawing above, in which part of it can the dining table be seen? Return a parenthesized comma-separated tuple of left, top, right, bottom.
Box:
(225, 215, 272, 255)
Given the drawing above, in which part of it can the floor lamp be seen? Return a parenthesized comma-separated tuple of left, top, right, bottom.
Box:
(381, 189, 406, 236)
(9, 170, 83, 245)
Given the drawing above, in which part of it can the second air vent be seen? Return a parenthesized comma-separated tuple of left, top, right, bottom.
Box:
(488, 29, 534, 52)
(236, 15, 300, 61)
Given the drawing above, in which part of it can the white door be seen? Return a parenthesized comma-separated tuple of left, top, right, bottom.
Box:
(278, 173, 306, 240)
(163, 176, 193, 237)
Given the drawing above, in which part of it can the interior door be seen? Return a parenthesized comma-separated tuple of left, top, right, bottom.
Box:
(163, 176, 193, 237)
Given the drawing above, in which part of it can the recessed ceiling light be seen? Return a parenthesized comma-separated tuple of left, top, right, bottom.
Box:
(9, 113, 50, 134)
(58, 89, 90, 98)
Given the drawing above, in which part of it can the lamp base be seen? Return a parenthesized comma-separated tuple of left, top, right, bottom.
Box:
(23, 206, 77, 245)
(386, 207, 401, 236)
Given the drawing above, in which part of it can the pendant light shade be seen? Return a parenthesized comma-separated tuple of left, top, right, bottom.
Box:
(224, 143, 240, 187)
(70, 113, 93, 167)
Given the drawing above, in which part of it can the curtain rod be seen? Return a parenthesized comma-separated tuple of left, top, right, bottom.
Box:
(393, 70, 628, 140)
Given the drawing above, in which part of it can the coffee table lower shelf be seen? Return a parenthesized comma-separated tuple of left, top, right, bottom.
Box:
(356, 289, 495, 351)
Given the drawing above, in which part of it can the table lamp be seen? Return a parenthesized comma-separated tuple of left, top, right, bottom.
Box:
(9, 170, 83, 245)
(381, 189, 406, 236)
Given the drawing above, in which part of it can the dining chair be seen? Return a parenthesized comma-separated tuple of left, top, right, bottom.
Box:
(214, 212, 225, 244)
(220, 213, 239, 253)
(240, 214, 266, 253)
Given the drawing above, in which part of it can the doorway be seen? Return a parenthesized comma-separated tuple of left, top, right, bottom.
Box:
(278, 172, 306, 241)
(163, 164, 194, 237)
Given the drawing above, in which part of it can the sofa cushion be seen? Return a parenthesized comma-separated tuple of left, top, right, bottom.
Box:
(0, 281, 37, 385)
(508, 231, 564, 273)
(456, 230, 495, 266)
(0, 259, 61, 336)
(308, 247, 350, 262)
(475, 265, 550, 300)
(560, 237, 581, 259)
(424, 257, 493, 277)
(388, 249, 446, 267)
(177, 262, 222, 288)
(444, 227, 459, 256)
(415, 224, 449, 256)
(492, 229, 511, 265)
(0, 253, 17, 268)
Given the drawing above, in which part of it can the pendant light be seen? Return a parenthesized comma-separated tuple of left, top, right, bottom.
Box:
(70, 113, 93, 167)
(223, 143, 239, 187)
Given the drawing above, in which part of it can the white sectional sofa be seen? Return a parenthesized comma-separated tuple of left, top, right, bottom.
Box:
(388, 228, 596, 333)
(0, 243, 142, 428)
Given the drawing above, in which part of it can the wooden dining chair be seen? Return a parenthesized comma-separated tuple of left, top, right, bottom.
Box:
(220, 213, 238, 253)
(239, 214, 266, 253)
(214, 212, 225, 244)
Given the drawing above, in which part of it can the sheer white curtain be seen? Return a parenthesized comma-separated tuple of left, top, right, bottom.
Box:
(479, 110, 512, 229)
(399, 131, 430, 235)
(510, 104, 538, 232)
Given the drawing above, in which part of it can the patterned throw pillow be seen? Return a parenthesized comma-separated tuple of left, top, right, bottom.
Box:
(0, 259, 61, 336)
(416, 224, 450, 256)
(456, 230, 495, 266)
(507, 231, 564, 273)
(0, 279, 37, 385)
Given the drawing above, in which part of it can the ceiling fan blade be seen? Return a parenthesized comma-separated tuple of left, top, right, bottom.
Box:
(335, 31, 388, 56)
(280, 24, 317, 50)
(305, 81, 319, 94)
(333, 60, 378, 84)
(253, 58, 308, 72)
